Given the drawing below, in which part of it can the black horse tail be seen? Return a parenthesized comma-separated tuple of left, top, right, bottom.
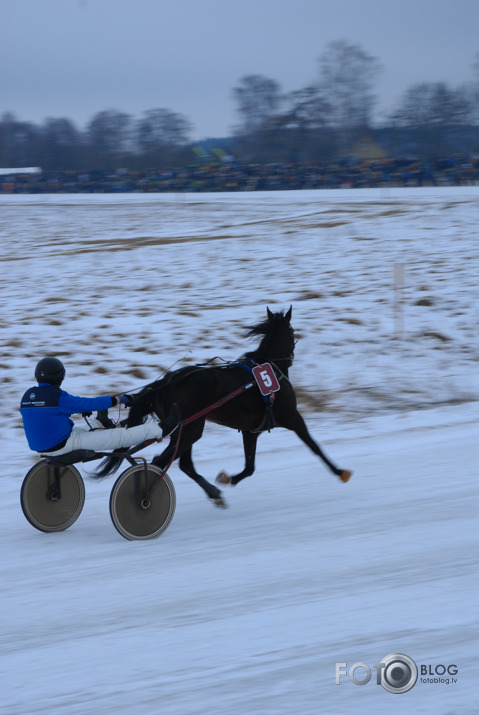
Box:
(95, 449, 127, 478)
(94, 384, 163, 478)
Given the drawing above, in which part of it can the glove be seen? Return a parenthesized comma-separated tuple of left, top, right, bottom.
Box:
(119, 394, 133, 406)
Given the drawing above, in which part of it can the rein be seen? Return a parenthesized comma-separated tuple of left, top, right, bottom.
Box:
(152, 378, 256, 486)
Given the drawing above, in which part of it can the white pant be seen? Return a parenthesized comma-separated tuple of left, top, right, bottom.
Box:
(41, 422, 163, 456)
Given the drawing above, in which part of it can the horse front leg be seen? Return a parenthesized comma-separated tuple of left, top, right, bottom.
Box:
(284, 410, 352, 483)
(216, 431, 259, 486)
(179, 447, 226, 507)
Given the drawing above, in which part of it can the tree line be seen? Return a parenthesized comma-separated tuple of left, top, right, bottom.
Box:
(1, 40, 478, 170)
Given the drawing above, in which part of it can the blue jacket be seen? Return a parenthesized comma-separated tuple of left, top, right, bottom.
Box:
(20, 383, 114, 452)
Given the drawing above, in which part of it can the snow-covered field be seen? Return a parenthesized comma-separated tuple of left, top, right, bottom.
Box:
(1, 187, 478, 714)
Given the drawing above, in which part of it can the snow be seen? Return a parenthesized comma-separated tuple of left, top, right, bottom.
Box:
(1, 187, 478, 714)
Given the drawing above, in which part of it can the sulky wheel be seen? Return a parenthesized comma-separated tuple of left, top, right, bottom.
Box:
(109, 464, 176, 541)
(20, 460, 85, 533)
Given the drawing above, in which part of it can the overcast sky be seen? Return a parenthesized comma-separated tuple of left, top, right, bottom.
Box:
(1, 0, 478, 140)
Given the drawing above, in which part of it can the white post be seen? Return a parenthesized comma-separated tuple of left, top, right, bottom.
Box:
(394, 263, 405, 339)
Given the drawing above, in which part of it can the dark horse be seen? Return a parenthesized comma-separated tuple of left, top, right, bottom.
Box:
(97, 307, 351, 505)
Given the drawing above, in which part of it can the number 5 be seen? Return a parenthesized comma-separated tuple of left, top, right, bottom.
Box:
(260, 370, 272, 388)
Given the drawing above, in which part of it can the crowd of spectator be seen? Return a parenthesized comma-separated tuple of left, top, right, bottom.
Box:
(1, 155, 477, 194)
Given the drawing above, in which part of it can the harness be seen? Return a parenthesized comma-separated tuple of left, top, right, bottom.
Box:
(235, 357, 283, 432)
(128, 354, 291, 434)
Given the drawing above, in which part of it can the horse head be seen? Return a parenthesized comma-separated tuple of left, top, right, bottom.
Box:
(246, 306, 296, 367)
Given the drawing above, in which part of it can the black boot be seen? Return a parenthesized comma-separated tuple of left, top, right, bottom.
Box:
(95, 409, 117, 429)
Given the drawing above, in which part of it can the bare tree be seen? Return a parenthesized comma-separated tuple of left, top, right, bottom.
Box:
(0, 113, 41, 167)
(232, 74, 283, 135)
(390, 82, 472, 126)
(387, 81, 476, 158)
(318, 39, 381, 149)
(136, 109, 192, 154)
(41, 118, 82, 169)
(281, 85, 330, 131)
(262, 86, 335, 162)
(86, 110, 132, 168)
(467, 50, 479, 123)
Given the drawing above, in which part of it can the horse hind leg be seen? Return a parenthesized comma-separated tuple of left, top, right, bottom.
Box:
(179, 447, 227, 508)
(286, 410, 352, 483)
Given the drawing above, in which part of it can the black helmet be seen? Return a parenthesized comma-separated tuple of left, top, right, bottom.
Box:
(35, 357, 65, 386)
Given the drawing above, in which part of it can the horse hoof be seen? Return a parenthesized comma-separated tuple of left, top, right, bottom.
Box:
(339, 469, 352, 483)
(212, 497, 228, 508)
(216, 470, 231, 485)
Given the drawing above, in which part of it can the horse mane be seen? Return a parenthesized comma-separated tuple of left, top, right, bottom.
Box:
(244, 309, 288, 340)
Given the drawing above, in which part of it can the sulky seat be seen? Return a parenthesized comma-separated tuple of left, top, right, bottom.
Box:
(42, 449, 98, 465)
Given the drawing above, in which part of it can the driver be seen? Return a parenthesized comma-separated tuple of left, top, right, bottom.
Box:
(20, 357, 177, 456)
